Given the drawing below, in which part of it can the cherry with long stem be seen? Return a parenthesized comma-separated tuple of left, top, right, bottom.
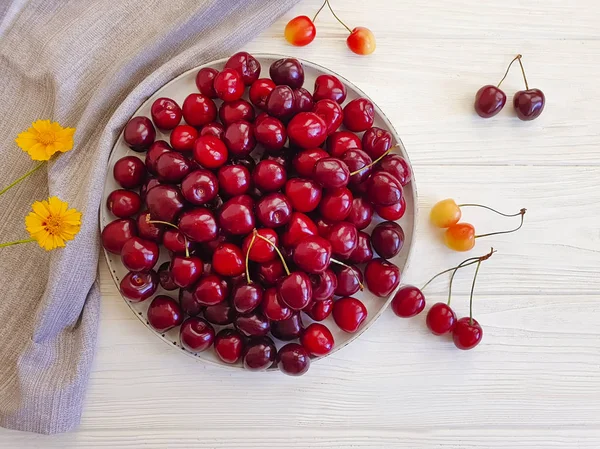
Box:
(474, 208, 526, 239)
(254, 230, 291, 276)
(516, 56, 530, 90)
(421, 247, 495, 291)
(349, 144, 400, 176)
(497, 54, 523, 88)
(330, 257, 364, 290)
(468, 260, 482, 325)
(147, 219, 190, 257)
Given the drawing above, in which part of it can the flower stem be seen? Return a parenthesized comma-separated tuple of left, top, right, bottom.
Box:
(331, 258, 364, 290)
(497, 54, 522, 88)
(0, 238, 36, 248)
(254, 232, 291, 276)
(313, 0, 327, 22)
(469, 261, 482, 325)
(245, 231, 257, 284)
(475, 209, 526, 239)
(147, 220, 189, 257)
(0, 162, 45, 196)
(326, 0, 353, 33)
(349, 144, 399, 176)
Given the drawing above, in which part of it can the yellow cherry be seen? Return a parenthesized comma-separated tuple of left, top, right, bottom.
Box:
(430, 199, 461, 228)
(444, 223, 476, 252)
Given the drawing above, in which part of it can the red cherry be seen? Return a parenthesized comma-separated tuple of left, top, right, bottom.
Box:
(364, 258, 400, 298)
(181, 169, 219, 205)
(193, 135, 228, 170)
(346, 197, 374, 230)
(151, 97, 182, 130)
(121, 237, 159, 272)
(426, 303, 457, 335)
(284, 15, 316, 47)
(281, 212, 318, 248)
(362, 127, 392, 159)
(232, 282, 264, 314)
(253, 160, 287, 192)
(179, 287, 203, 316)
(213, 68, 244, 102)
(294, 88, 314, 113)
(474, 85, 506, 118)
(218, 164, 251, 197)
(113, 156, 146, 189)
(180, 317, 215, 352)
(140, 178, 161, 203)
(158, 262, 178, 291)
(256, 193, 292, 228)
(219, 99, 255, 127)
(171, 255, 203, 288)
(249, 78, 276, 110)
(102, 218, 137, 254)
(147, 295, 183, 332)
(243, 228, 278, 263)
(120, 270, 158, 302)
(260, 287, 292, 321)
(212, 243, 245, 276)
(271, 312, 304, 341)
(346, 27, 376, 56)
(254, 116, 287, 152)
(313, 74, 346, 104)
(309, 269, 337, 301)
(293, 236, 332, 274)
(514, 89, 545, 121)
(327, 131, 362, 158)
(182, 93, 216, 127)
(145, 184, 185, 223)
(343, 98, 374, 132)
(170, 124, 198, 152)
(155, 152, 191, 183)
(136, 211, 164, 242)
(341, 149, 372, 186)
(301, 323, 334, 356)
(287, 112, 328, 149)
(375, 197, 406, 221)
(319, 187, 353, 222)
(255, 259, 286, 287)
(278, 272, 312, 310)
(193, 274, 229, 306)
(200, 122, 225, 140)
(145, 141, 172, 175)
(304, 297, 334, 321)
(123, 116, 155, 151)
(312, 99, 343, 135)
(224, 51, 261, 86)
(348, 231, 373, 264)
(376, 154, 412, 187)
(223, 120, 256, 158)
(266, 85, 295, 120)
(327, 222, 358, 258)
(178, 208, 218, 242)
(333, 297, 367, 333)
(243, 337, 276, 371)
(270, 58, 305, 89)
(371, 221, 404, 259)
(334, 265, 363, 296)
(312, 157, 350, 189)
(277, 343, 310, 376)
(195, 67, 218, 98)
(284, 178, 322, 213)
(162, 229, 188, 255)
(235, 312, 271, 337)
(214, 329, 244, 364)
(453, 317, 483, 350)
(218, 195, 255, 235)
(368, 171, 403, 206)
(204, 301, 237, 326)
(391, 286, 426, 318)
(293, 148, 329, 177)
(107, 189, 141, 218)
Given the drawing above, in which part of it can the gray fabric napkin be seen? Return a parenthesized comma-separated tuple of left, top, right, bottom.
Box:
(0, 0, 299, 434)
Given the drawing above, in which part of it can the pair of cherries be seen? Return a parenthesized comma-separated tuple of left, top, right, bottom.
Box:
(285, 0, 375, 55)
(475, 54, 545, 121)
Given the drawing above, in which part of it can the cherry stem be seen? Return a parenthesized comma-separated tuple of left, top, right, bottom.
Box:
(326, 0, 353, 33)
(330, 258, 364, 290)
(254, 231, 291, 276)
(313, 0, 327, 22)
(447, 257, 479, 305)
(475, 209, 527, 239)
(244, 232, 257, 284)
(421, 247, 495, 291)
(349, 144, 399, 176)
(0, 238, 36, 248)
(0, 161, 45, 196)
(517, 56, 530, 90)
(497, 54, 523, 88)
(457, 203, 525, 218)
(469, 260, 482, 325)
(147, 219, 189, 257)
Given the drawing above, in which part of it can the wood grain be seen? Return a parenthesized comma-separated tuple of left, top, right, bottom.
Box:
(2, 0, 600, 447)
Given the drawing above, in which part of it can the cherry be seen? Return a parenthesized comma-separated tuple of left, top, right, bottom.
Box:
(218, 195, 255, 235)
(327, 131, 362, 158)
(277, 343, 310, 376)
(158, 261, 178, 291)
(371, 221, 404, 259)
(346, 197, 374, 230)
(293, 236, 332, 274)
(270, 58, 304, 89)
(313, 74, 346, 104)
(284, 178, 322, 213)
(426, 303, 457, 335)
(120, 270, 158, 302)
(301, 323, 334, 356)
(145, 141, 172, 175)
(193, 274, 229, 306)
(281, 212, 318, 247)
(368, 171, 403, 206)
(453, 318, 483, 350)
(284, 15, 316, 47)
(178, 287, 202, 316)
(225, 51, 261, 86)
(256, 193, 292, 228)
(262, 148, 295, 171)
(255, 259, 286, 287)
(219, 99, 255, 126)
(430, 199, 462, 228)
(514, 89, 545, 121)
(340, 149, 372, 185)
(249, 78, 276, 110)
(204, 301, 237, 325)
(140, 178, 161, 203)
(278, 272, 312, 310)
(327, 222, 358, 258)
(214, 329, 244, 364)
(212, 243, 244, 276)
(178, 208, 218, 242)
(232, 282, 264, 314)
(151, 97, 182, 131)
(243, 337, 276, 371)
(171, 255, 203, 288)
(199, 122, 224, 140)
(319, 187, 353, 222)
(180, 317, 215, 352)
(310, 269, 337, 301)
(312, 157, 350, 189)
(107, 189, 141, 218)
(145, 185, 185, 223)
(102, 218, 137, 254)
(474, 85, 506, 118)
(271, 312, 304, 341)
(147, 295, 182, 332)
(180, 169, 218, 205)
(347, 27, 376, 55)
(348, 231, 373, 264)
(213, 68, 244, 102)
(169, 124, 198, 152)
(195, 67, 218, 98)
(155, 152, 191, 183)
(376, 154, 412, 187)
(217, 164, 251, 197)
(333, 297, 367, 333)
(257, 287, 289, 321)
(123, 116, 155, 151)
(113, 156, 146, 189)
(362, 127, 392, 159)
(334, 264, 363, 296)
(121, 237, 159, 272)
(223, 121, 255, 158)
(192, 135, 227, 170)
(253, 160, 287, 192)
(391, 285, 425, 318)
(293, 148, 329, 177)
(243, 228, 278, 263)
(287, 112, 328, 149)
(364, 258, 400, 298)
(343, 98, 374, 132)
(312, 99, 343, 135)
(375, 198, 406, 221)
(444, 223, 476, 252)
(293, 88, 314, 113)
(162, 229, 187, 255)
(136, 211, 164, 242)
(235, 312, 271, 337)
(305, 297, 333, 321)
(266, 85, 295, 120)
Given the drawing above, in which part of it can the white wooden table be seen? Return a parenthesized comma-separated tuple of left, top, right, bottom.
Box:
(3, 0, 600, 447)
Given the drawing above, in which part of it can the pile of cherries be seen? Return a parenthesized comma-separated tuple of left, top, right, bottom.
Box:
(102, 52, 412, 376)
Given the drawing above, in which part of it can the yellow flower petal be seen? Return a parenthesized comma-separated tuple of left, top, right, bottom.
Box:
(25, 196, 82, 250)
(15, 120, 76, 161)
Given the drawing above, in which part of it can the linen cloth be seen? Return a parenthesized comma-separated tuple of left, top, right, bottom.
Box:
(0, 0, 299, 434)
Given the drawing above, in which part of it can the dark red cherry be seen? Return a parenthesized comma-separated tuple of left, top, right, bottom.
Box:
(305, 297, 334, 321)
(195, 67, 218, 98)
(346, 197, 374, 230)
(212, 243, 245, 277)
(293, 236, 332, 274)
(252, 160, 287, 192)
(348, 231, 373, 264)
(121, 237, 159, 272)
(181, 169, 218, 205)
(261, 287, 292, 321)
(292, 148, 329, 177)
(278, 272, 312, 310)
(219, 99, 255, 126)
(371, 221, 404, 259)
(107, 189, 141, 218)
(391, 285, 426, 318)
(113, 156, 146, 189)
(284, 178, 322, 213)
(269, 58, 304, 89)
(151, 97, 182, 131)
(213, 68, 244, 102)
(262, 146, 295, 171)
(312, 99, 343, 135)
(364, 258, 400, 298)
(301, 323, 334, 356)
(426, 303, 457, 335)
(453, 317, 483, 350)
(204, 301, 237, 325)
(200, 122, 225, 140)
(225, 51, 261, 85)
(266, 85, 295, 120)
(293, 87, 314, 112)
(255, 259, 286, 287)
(218, 195, 255, 235)
(341, 149, 372, 186)
(271, 313, 304, 341)
(334, 264, 363, 296)
(102, 218, 137, 254)
(242, 228, 278, 263)
(158, 262, 178, 291)
(182, 93, 217, 127)
(178, 208, 218, 242)
(312, 157, 350, 189)
(145, 141, 172, 174)
(375, 198, 406, 221)
(171, 255, 203, 288)
(281, 212, 318, 248)
(192, 135, 228, 170)
(367, 171, 403, 206)
(136, 211, 164, 242)
(170, 124, 198, 152)
(474, 85, 506, 118)
(343, 98, 374, 132)
(155, 152, 191, 183)
(513, 88, 545, 121)
(217, 164, 251, 197)
(332, 297, 367, 333)
(254, 116, 287, 152)
(140, 178, 161, 203)
(193, 274, 229, 306)
(123, 116, 155, 151)
(179, 287, 203, 316)
(120, 270, 158, 302)
(147, 295, 182, 332)
(243, 337, 276, 371)
(145, 185, 185, 223)
(327, 131, 362, 158)
(223, 121, 255, 158)
(180, 317, 215, 352)
(362, 127, 392, 159)
(319, 187, 353, 222)
(376, 154, 412, 187)
(214, 329, 244, 364)
(249, 78, 276, 110)
(277, 343, 310, 376)
(256, 193, 292, 228)
(327, 222, 358, 259)
(232, 282, 264, 314)
(310, 269, 337, 301)
(313, 74, 346, 104)
(235, 312, 271, 337)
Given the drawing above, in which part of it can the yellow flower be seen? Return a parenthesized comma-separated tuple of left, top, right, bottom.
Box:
(25, 197, 82, 251)
(15, 120, 75, 161)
